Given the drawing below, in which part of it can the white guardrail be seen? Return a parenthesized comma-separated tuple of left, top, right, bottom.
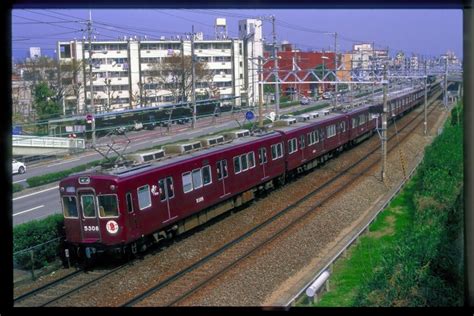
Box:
(12, 135, 85, 149)
(284, 154, 424, 307)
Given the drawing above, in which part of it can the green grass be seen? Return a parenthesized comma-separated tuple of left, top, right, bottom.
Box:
(309, 180, 418, 307)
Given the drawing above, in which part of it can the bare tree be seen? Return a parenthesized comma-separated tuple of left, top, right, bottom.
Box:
(148, 53, 213, 104)
(59, 59, 86, 115)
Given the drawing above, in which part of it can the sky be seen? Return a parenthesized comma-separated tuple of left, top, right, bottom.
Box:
(11, 9, 463, 61)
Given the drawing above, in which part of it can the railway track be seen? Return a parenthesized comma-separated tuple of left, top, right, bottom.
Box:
(13, 92, 442, 307)
(121, 97, 442, 307)
(13, 265, 126, 307)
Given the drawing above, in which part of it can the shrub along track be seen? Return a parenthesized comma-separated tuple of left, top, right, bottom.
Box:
(28, 97, 443, 307)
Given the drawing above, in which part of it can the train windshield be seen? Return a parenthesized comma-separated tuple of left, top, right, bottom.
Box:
(98, 194, 119, 218)
(62, 196, 78, 218)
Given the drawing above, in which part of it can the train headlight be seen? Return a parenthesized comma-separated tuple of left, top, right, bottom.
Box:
(60, 187, 65, 192)
(110, 184, 116, 191)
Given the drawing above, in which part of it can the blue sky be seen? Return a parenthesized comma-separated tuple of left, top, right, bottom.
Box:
(11, 9, 463, 61)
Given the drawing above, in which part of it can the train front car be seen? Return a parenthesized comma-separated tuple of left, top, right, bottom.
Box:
(59, 173, 126, 262)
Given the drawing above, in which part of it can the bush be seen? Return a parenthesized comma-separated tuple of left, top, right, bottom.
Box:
(352, 102, 464, 307)
(13, 214, 65, 270)
(13, 183, 23, 193)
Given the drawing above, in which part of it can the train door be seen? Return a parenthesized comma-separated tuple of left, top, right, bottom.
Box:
(299, 135, 306, 162)
(159, 177, 177, 224)
(125, 192, 140, 240)
(216, 159, 229, 198)
(258, 147, 268, 180)
(77, 189, 102, 242)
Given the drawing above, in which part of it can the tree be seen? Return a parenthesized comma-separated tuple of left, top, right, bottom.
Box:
(58, 59, 86, 115)
(33, 82, 62, 121)
(313, 64, 335, 94)
(147, 54, 213, 104)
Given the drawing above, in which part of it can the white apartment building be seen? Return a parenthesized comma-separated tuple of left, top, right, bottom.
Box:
(239, 18, 263, 107)
(29, 47, 41, 60)
(56, 19, 263, 114)
(410, 55, 419, 70)
(57, 39, 242, 114)
(352, 43, 389, 78)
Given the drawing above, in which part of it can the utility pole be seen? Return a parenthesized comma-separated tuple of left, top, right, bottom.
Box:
(334, 32, 338, 109)
(381, 63, 388, 181)
(191, 25, 197, 129)
(271, 15, 280, 120)
(87, 10, 96, 147)
(258, 57, 263, 128)
(371, 42, 375, 102)
(424, 60, 428, 135)
(444, 55, 448, 108)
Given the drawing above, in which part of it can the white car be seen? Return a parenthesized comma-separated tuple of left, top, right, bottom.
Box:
(300, 97, 310, 105)
(12, 159, 26, 174)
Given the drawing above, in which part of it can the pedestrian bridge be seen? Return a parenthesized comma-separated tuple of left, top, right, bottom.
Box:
(12, 135, 86, 156)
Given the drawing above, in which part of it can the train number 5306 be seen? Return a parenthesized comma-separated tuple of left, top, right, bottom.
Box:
(84, 225, 99, 232)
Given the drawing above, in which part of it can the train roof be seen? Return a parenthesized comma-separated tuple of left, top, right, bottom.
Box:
(91, 130, 281, 178)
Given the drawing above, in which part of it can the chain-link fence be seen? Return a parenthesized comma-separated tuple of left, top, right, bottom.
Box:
(13, 237, 65, 284)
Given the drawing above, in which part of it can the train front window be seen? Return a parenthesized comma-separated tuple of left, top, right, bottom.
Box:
(62, 196, 78, 218)
(81, 195, 96, 218)
(98, 195, 119, 218)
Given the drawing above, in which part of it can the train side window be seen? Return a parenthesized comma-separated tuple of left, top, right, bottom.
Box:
(62, 196, 78, 218)
(166, 177, 175, 198)
(126, 192, 134, 213)
(202, 166, 212, 186)
(248, 152, 255, 168)
(288, 138, 297, 154)
(300, 135, 305, 149)
(272, 143, 283, 160)
(340, 121, 346, 133)
(234, 156, 241, 174)
(192, 168, 203, 189)
(258, 148, 267, 164)
(158, 179, 167, 201)
(81, 195, 96, 218)
(241, 154, 248, 171)
(182, 172, 193, 193)
(326, 125, 336, 138)
(352, 117, 358, 128)
(217, 160, 228, 180)
(137, 185, 152, 210)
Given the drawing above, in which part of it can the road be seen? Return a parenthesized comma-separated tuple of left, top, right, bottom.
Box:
(12, 86, 403, 226)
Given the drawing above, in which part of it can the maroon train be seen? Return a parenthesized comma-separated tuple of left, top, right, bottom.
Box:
(58, 84, 438, 260)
